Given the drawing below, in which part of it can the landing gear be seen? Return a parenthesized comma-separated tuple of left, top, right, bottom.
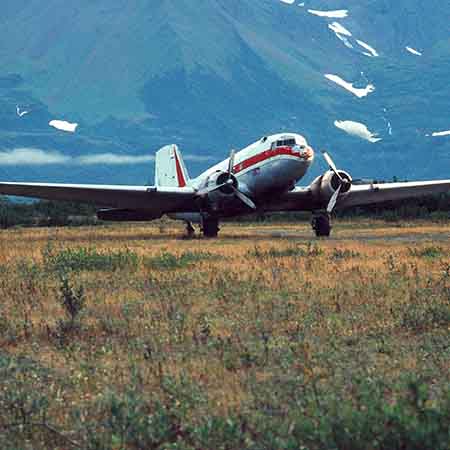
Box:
(312, 213, 331, 237)
(201, 217, 220, 238)
(185, 221, 195, 238)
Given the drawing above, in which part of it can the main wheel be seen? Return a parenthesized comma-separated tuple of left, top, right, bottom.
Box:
(185, 221, 195, 238)
(312, 214, 331, 237)
(202, 218, 220, 238)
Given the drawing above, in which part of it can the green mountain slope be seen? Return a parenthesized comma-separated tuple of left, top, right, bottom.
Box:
(0, 0, 449, 183)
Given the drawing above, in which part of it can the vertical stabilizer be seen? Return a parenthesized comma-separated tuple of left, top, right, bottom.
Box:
(155, 145, 190, 188)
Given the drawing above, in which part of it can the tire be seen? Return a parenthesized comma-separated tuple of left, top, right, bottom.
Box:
(202, 218, 219, 238)
(312, 215, 331, 237)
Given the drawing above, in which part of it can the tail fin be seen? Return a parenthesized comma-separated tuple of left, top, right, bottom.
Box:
(155, 144, 190, 188)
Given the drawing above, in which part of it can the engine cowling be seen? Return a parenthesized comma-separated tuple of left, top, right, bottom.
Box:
(311, 170, 352, 201)
(205, 171, 238, 195)
(200, 171, 245, 212)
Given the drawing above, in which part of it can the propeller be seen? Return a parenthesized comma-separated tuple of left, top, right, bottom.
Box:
(197, 177, 234, 196)
(326, 185, 341, 214)
(197, 149, 256, 209)
(323, 151, 344, 182)
(234, 189, 257, 209)
(322, 151, 351, 213)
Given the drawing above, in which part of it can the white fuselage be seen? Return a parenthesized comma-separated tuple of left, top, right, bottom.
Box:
(192, 132, 314, 198)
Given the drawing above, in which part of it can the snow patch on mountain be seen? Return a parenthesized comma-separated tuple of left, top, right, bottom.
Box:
(406, 46, 422, 56)
(356, 40, 379, 57)
(382, 110, 393, 136)
(334, 120, 382, 143)
(308, 9, 348, 18)
(325, 74, 375, 98)
(328, 22, 352, 37)
(16, 105, 30, 117)
(328, 22, 354, 48)
(382, 118, 393, 136)
(335, 33, 354, 49)
(49, 120, 78, 133)
(431, 130, 450, 137)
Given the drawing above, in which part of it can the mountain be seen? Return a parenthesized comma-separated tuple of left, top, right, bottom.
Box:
(0, 0, 449, 185)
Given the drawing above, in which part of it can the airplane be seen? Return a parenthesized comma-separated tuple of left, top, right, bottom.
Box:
(0, 132, 449, 238)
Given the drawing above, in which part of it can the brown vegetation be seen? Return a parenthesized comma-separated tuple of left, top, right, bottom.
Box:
(0, 219, 449, 449)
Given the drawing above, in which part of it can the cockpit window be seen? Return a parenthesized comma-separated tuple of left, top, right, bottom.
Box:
(271, 138, 297, 149)
(277, 139, 296, 147)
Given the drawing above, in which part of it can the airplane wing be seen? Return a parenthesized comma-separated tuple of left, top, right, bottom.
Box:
(263, 180, 450, 212)
(0, 182, 198, 213)
(337, 180, 450, 209)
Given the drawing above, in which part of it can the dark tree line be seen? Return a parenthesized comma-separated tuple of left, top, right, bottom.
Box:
(0, 197, 97, 229)
(337, 193, 450, 221)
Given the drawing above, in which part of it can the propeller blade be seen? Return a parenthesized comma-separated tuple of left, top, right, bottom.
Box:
(228, 149, 236, 176)
(196, 178, 234, 197)
(233, 188, 256, 210)
(326, 184, 342, 214)
(322, 151, 343, 182)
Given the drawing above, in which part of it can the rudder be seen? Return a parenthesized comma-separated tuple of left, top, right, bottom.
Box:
(155, 145, 190, 188)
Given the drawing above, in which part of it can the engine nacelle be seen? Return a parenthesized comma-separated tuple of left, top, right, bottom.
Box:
(205, 171, 238, 195)
(310, 170, 352, 201)
(200, 171, 243, 213)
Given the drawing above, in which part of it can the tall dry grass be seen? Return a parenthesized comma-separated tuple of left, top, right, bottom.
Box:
(0, 220, 449, 449)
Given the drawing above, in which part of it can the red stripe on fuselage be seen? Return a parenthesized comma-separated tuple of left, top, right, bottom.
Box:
(174, 151, 186, 187)
(232, 146, 303, 174)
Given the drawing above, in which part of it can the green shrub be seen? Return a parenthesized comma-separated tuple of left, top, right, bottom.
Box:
(143, 251, 215, 270)
(44, 246, 139, 273)
(87, 376, 206, 450)
(83, 376, 450, 450)
(250, 243, 323, 259)
(330, 248, 361, 261)
(402, 290, 450, 332)
(58, 276, 86, 324)
(52, 276, 87, 347)
(408, 246, 444, 259)
(0, 354, 56, 448)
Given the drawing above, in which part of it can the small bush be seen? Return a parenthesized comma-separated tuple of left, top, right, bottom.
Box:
(402, 293, 450, 332)
(0, 355, 56, 448)
(83, 376, 450, 450)
(44, 246, 139, 273)
(87, 376, 206, 449)
(330, 248, 361, 261)
(143, 251, 215, 270)
(53, 276, 86, 346)
(59, 276, 85, 324)
(408, 246, 444, 259)
(250, 243, 323, 259)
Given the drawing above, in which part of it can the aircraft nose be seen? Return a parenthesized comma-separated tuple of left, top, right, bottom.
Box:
(303, 146, 314, 160)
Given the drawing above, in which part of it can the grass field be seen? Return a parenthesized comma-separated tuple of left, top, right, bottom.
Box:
(1, 219, 449, 449)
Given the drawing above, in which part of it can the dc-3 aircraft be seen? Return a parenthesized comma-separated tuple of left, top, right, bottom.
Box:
(0, 132, 449, 237)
